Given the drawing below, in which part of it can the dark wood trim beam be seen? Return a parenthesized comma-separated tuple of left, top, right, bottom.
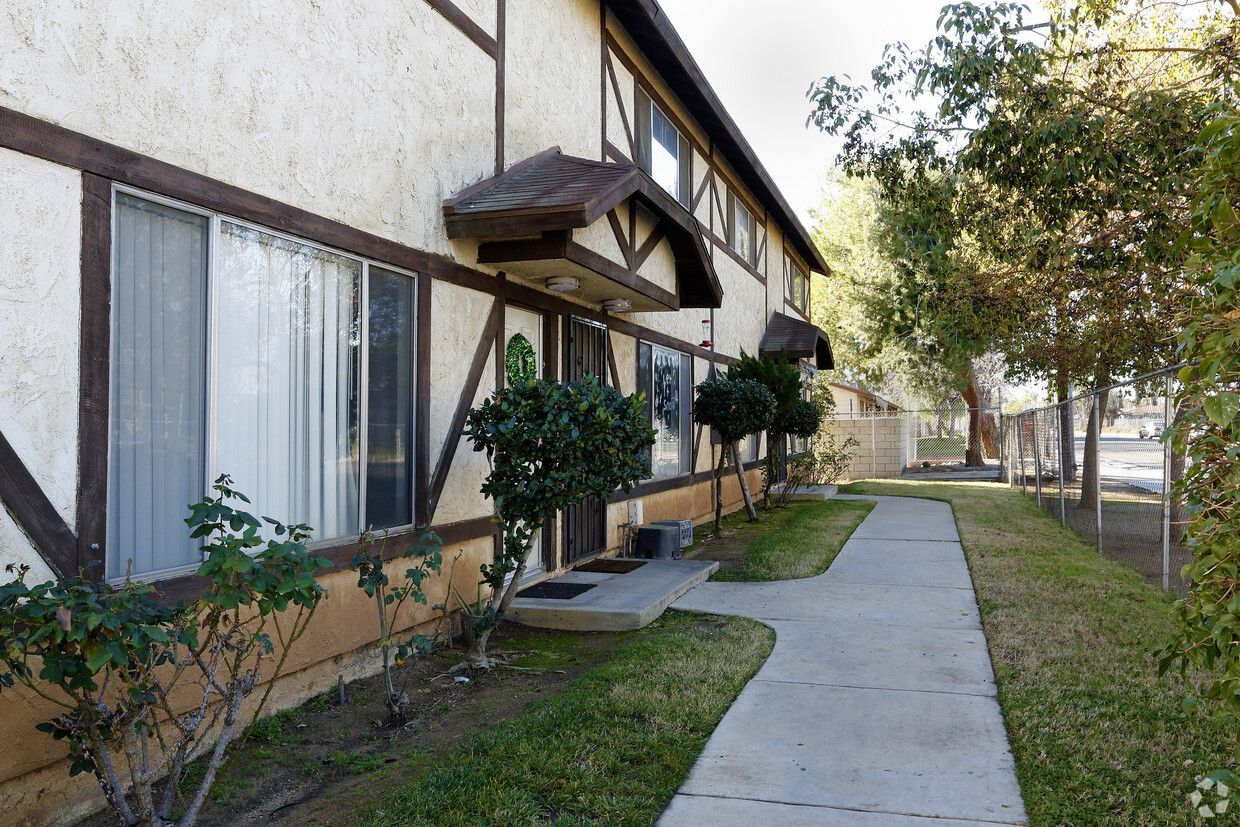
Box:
(633, 220, 666, 270)
(423, 0, 499, 59)
(607, 332, 623, 390)
(477, 231, 570, 263)
(152, 514, 500, 605)
(604, 51, 635, 157)
(0, 430, 77, 578)
(0, 108, 733, 383)
(606, 209, 633, 268)
(692, 422, 705, 471)
(495, 0, 506, 174)
(76, 172, 111, 577)
(428, 297, 503, 520)
(604, 141, 632, 164)
(415, 274, 433, 527)
(0, 106, 500, 292)
(706, 227, 766, 286)
(565, 241, 679, 310)
(691, 168, 712, 213)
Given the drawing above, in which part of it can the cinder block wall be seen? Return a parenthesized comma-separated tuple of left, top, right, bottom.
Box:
(824, 418, 906, 479)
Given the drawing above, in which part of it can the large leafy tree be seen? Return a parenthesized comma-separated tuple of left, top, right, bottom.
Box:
(808, 0, 1238, 487)
(1160, 100, 1240, 791)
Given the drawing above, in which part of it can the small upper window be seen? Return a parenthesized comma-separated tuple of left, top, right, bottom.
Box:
(636, 87, 691, 207)
(789, 258, 809, 312)
(729, 193, 757, 267)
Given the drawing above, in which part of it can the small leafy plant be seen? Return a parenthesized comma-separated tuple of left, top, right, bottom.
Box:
(691, 377, 776, 532)
(461, 375, 654, 668)
(350, 529, 443, 715)
(0, 475, 330, 827)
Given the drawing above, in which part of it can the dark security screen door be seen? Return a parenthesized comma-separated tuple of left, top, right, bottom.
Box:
(564, 316, 608, 564)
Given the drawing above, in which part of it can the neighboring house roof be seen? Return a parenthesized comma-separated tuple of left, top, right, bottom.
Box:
(443, 148, 722, 310)
(828, 381, 900, 411)
(606, 0, 829, 275)
(758, 311, 834, 369)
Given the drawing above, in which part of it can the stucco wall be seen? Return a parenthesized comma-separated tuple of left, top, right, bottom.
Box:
(0, 0, 495, 259)
(428, 280, 498, 526)
(0, 150, 81, 556)
(709, 253, 767, 360)
(505, 0, 600, 164)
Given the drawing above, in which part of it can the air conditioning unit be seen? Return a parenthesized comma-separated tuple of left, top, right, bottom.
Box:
(652, 519, 692, 548)
(636, 525, 680, 559)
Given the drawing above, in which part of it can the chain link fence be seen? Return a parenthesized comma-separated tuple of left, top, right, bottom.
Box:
(823, 406, 1003, 481)
(1002, 366, 1188, 594)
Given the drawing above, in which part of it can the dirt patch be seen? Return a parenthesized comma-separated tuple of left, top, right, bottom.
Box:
(682, 511, 777, 575)
(75, 622, 635, 827)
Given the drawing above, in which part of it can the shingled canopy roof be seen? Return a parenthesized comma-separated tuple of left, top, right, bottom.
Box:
(443, 148, 722, 309)
(759, 311, 835, 370)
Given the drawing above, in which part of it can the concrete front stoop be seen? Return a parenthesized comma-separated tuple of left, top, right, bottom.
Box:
(504, 558, 718, 632)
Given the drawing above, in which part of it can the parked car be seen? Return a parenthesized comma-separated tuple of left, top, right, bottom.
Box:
(1138, 421, 1165, 439)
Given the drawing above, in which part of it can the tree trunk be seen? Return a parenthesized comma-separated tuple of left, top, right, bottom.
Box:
(732, 442, 758, 521)
(713, 444, 727, 534)
(960, 378, 985, 467)
(1078, 386, 1110, 511)
(1169, 395, 1190, 548)
(1056, 373, 1076, 484)
(461, 530, 535, 670)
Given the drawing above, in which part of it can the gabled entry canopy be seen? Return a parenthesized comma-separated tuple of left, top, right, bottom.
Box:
(759, 311, 835, 370)
(443, 148, 722, 311)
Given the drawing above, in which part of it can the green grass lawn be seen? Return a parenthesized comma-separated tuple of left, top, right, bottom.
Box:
(915, 435, 967, 458)
(356, 612, 773, 826)
(693, 499, 874, 582)
(840, 479, 1233, 826)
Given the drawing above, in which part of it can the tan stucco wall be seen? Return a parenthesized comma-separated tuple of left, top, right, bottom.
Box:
(505, 0, 600, 164)
(0, 0, 495, 259)
(0, 150, 81, 580)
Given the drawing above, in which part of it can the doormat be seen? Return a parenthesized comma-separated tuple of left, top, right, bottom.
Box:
(574, 559, 648, 574)
(516, 581, 596, 600)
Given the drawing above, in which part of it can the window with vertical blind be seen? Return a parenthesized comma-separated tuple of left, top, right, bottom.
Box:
(636, 342, 693, 478)
(635, 86, 691, 207)
(107, 189, 416, 581)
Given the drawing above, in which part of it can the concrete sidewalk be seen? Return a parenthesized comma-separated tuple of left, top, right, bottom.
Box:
(660, 495, 1026, 826)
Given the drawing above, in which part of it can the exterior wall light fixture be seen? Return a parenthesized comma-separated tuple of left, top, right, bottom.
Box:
(601, 299, 631, 312)
(546, 275, 580, 292)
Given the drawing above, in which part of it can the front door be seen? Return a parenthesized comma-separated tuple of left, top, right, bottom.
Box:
(504, 305, 545, 581)
(564, 316, 608, 564)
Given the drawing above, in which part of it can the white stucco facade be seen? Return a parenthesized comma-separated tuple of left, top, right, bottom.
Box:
(0, 3, 832, 820)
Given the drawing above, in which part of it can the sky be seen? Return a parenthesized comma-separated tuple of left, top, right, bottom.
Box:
(656, 0, 1047, 227)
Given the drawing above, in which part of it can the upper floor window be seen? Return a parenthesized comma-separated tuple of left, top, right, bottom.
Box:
(108, 190, 416, 581)
(729, 192, 757, 267)
(636, 87, 690, 207)
(789, 257, 809, 313)
(636, 342, 693, 478)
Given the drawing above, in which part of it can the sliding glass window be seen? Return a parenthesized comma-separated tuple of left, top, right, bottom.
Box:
(108, 189, 416, 580)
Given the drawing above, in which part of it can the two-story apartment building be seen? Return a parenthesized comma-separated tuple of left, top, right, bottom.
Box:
(0, 1, 833, 819)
